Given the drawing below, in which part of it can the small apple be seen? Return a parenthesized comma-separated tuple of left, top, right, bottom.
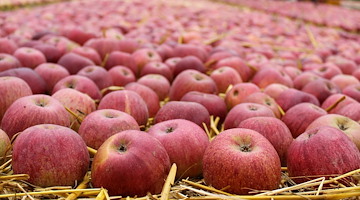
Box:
(137, 74, 171, 101)
(13, 47, 47, 69)
(108, 66, 136, 87)
(225, 83, 260, 110)
(0, 53, 21, 72)
(57, 52, 95, 74)
(34, 63, 70, 93)
(210, 66, 243, 94)
(77, 65, 113, 90)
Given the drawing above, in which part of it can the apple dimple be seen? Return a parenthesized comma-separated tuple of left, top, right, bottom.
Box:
(307, 128, 318, 138)
(248, 104, 258, 111)
(118, 144, 127, 153)
(194, 74, 203, 81)
(239, 143, 252, 152)
(233, 90, 239, 96)
(165, 127, 175, 133)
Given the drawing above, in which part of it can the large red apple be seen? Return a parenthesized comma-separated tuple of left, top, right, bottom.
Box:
(238, 117, 293, 166)
(203, 128, 281, 194)
(0, 76, 32, 122)
(78, 109, 139, 149)
(1, 94, 71, 139)
(91, 130, 171, 196)
(12, 124, 90, 187)
(148, 119, 209, 178)
(287, 126, 360, 183)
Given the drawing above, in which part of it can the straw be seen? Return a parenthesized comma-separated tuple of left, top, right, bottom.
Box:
(66, 172, 91, 200)
(160, 163, 177, 200)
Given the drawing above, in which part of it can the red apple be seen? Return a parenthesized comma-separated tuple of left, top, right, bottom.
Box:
(173, 56, 206, 77)
(132, 48, 162, 72)
(140, 61, 173, 82)
(173, 44, 208, 62)
(104, 51, 137, 75)
(98, 90, 149, 126)
(252, 67, 294, 89)
(0, 38, 18, 54)
(71, 46, 102, 65)
(242, 92, 282, 118)
(336, 103, 360, 121)
(203, 128, 281, 194)
(0, 53, 21, 72)
(169, 69, 218, 101)
(12, 124, 90, 187)
(342, 84, 360, 102)
(238, 116, 293, 166)
(263, 83, 289, 100)
(78, 109, 139, 149)
(77, 65, 113, 90)
(91, 130, 171, 196)
(1, 94, 70, 138)
(287, 126, 360, 183)
(210, 66, 243, 94)
(57, 52, 95, 74)
(108, 66, 136, 87)
(137, 74, 171, 101)
(225, 83, 260, 110)
(275, 88, 320, 111)
(33, 43, 64, 63)
(148, 119, 209, 178)
(330, 74, 360, 91)
(34, 63, 70, 93)
(293, 72, 322, 90)
(13, 47, 46, 69)
(214, 56, 254, 82)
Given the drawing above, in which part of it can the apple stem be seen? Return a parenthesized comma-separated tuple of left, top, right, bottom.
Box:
(64, 106, 84, 123)
(277, 105, 286, 116)
(100, 86, 124, 96)
(325, 96, 346, 113)
(101, 53, 110, 68)
(87, 147, 97, 156)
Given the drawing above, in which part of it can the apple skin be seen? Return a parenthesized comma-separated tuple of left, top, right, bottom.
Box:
(309, 63, 342, 80)
(287, 126, 360, 183)
(52, 88, 97, 131)
(330, 74, 360, 91)
(125, 82, 160, 117)
(306, 114, 360, 150)
(214, 56, 254, 82)
(275, 88, 320, 111)
(0, 67, 47, 94)
(336, 103, 360, 121)
(1, 94, 71, 139)
(327, 56, 357, 75)
(281, 103, 327, 138)
(0, 129, 10, 158)
(169, 69, 218, 101)
(104, 51, 137, 75)
(83, 38, 125, 59)
(0, 38, 18, 54)
(52, 75, 102, 101)
(33, 43, 64, 63)
(13, 47, 47, 69)
(225, 83, 260, 110)
(0, 76, 33, 122)
(61, 27, 96, 45)
(12, 124, 90, 187)
(132, 48, 162, 73)
(210, 66, 243, 94)
(98, 90, 149, 126)
(293, 72, 322, 90)
(164, 57, 181, 73)
(238, 117, 293, 166)
(224, 103, 276, 130)
(91, 130, 171, 196)
(263, 83, 289, 100)
(181, 91, 227, 122)
(0, 53, 21, 72)
(173, 44, 208, 62)
(78, 109, 140, 149)
(242, 92, 281, 118)
(202, 128, 281, 194)
(34, 63, 70, 93)
(108, 66, 136, 87)
(173, 56, 206, 77)
(140, 61, 173, 82)
(137, 74, 171, 101)
(57, 52, 95, 74)
(77, 65, 113, 90)
(147, 119, 209, 178)
(343, 84, 360, 102)
(154, 101, 210, 128)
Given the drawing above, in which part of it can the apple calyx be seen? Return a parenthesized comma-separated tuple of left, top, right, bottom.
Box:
(118, 144, 127, 153)
(239, 143, 252, 152)
(165, 127, 175, 133)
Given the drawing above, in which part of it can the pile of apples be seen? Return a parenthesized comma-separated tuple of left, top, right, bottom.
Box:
(225, 0, 360, 32)
(0, 0, 360, 197)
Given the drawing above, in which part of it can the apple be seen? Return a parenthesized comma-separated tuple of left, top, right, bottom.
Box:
(33, 43, 64, 63)
(302, 78, 340, 103)
(293, 72, 322, 90)
(0, 129, 10, 158)
(281, 103, 327, 138)
(327, 55, 357, 75)
(52, 75, 102, 101)
(12, 124, 90, 187)
(77, 65, 113, 90)
(154, 101, 210, 128)
(57, 52, 95, 74)
(83, 38, 124, 59)
(108, 66, 136, 87)
(173, 44, 208, 62)
(342, 84, 360, 102)
(52, 88, 97, 131)
(242, 92, 282, 118)
(238, 116, 293, 166)
(275, 88, 320, 111)
(0, 38, 18, 54)
(287, 126, 360, 183)
(330, 74, 360, 91)
(209, 66, 243, 94)
(0, 76, 32, 122)
(252, 67, 294, 89)
(91, 130, 171, 196)
(98, 90, 149, 126)
(169, 69, 218, 101)
(34, 63, 70, 93)
(173, 56, 206, 77)
(283, 66, 301, 80)
(309, 62, 342, 79)
(164, 57, 181, 73)
(1, 94, 71, 139)
(71, 46, 102, 65)
(224, 103, 276, 129)
(137, 74, 171, 101)
(203, 128, 281, 194)
(132, 48, 162, 73)
(321, 94, 357, 114)
(104, 51, 137, 75)
(78, 109, 140, 149)
(225, 83, 260, 110)
(214, 56, 253, 82)
(181, 91, 228, 122)
(0, 67, 47, 94)
(0, 53, 21, 72)
(13, 47, 47, 69)
(125, 82, 160, 117)
(306, 114, 360, 150)
(140, 61, 173, 82)
(148, 119, 209, 178)
(61, 27, 96, 45)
